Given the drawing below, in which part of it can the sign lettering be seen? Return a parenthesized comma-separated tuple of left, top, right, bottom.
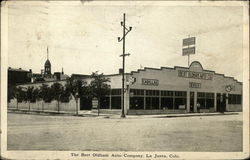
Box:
(178, 70, 213, 80)
(189, 82, 201, 88)
(142, 78, 159, 86)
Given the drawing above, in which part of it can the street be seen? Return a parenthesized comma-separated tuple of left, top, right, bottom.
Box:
(7, 112, 242, 151)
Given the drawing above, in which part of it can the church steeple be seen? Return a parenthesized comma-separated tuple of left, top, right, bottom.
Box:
(44, 46, 51, 75)
(47, 46, 49, 60)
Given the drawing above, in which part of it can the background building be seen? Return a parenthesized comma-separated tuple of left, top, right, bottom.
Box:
(8, 67, 32, 85)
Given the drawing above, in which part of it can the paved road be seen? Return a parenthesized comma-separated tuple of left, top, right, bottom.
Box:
(7, 112, 242, 151)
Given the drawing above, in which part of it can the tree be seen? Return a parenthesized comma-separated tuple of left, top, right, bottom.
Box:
(37, 84, 51, 111)
(14, 87, 26, 110)
(50, 82, 64, 113)
(32, 88, 40, 102)
(38, 84, 53, 103)
(65, 77, 88, 115)
(26, 86, 34, 111)
(88, 71, 110, 116)
(60, 88, 71, 103)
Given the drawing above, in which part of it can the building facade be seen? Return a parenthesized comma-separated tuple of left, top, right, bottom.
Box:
(122, 61, 242, 114)
(83, 61, 242, 114)
(12, 61, 242, 115)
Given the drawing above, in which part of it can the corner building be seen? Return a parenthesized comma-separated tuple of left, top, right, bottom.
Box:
(100, 61, 242, 115)
(13, 61, 242, 115)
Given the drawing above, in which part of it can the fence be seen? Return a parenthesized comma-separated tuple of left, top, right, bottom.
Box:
(8, 98, 79, 114)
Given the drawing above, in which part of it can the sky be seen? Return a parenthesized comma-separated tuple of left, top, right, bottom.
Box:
(6, 1, 246, 81)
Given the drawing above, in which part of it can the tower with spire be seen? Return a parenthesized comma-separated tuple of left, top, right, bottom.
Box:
(44, 46, 51, 75)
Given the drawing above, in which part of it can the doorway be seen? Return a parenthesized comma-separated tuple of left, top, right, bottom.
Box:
(216, 93, 226, 112)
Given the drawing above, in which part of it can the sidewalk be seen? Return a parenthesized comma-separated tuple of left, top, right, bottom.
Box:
(8, 108, 239, 119)
(99, 112, 239, 119)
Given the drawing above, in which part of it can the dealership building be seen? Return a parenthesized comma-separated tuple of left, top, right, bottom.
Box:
(92, 61, 242, 114)
(12, 61, 242, 115)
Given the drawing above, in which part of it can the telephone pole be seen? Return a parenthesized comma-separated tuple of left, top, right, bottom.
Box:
(118, 13, 132, 118)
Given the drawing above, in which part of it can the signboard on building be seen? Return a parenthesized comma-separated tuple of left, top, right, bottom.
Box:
(189, 82, 201, 88)
(178, 70, 213, 80)
(183, 37, 195, 46)
(182, 47, 195, 56)
(142, 78, 159, 86)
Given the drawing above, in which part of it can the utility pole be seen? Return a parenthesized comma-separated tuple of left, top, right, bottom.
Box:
(118, 13, 132, 118)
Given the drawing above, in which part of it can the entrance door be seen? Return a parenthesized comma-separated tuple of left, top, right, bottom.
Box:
(190, 92, 194, 112)
(216, 93, 226, 112)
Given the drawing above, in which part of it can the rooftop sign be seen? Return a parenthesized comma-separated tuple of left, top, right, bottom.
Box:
(182, 47, 195, 56)
(183, 37, 195, 46)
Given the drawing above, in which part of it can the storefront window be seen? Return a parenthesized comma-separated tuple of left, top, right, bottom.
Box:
(161, 91, 174, 97)
(130, 97, 144, 110)
(197, 92, 214, 109)
(161, 90, 174, 109)
(145, 97, 160, 109)
(146, 90, 159, 96)
(175, 98, 186, 109)
(175, 91, 187, 97)
(130, 89, 144, 109)
(228, 94, 242, 104)
(111, 96, 121, 109)
(145, 90, 160, 109)
(146, 97, 151, 109)
(174, 91, 187, 109)
(152, 97, 159, 109)
(161, 97, 173, 109)
(130, 89, 144, 96)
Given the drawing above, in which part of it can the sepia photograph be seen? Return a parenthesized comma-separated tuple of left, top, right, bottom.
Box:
(1, 0, 249, 159)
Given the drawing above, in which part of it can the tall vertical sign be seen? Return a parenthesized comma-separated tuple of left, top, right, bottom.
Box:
(182, 36, 196, 66)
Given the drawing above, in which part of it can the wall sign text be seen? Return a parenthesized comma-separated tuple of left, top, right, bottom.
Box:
(178, 70, 213, 80)
(189, 82, 201, 88)
(142, 78, 159, 86)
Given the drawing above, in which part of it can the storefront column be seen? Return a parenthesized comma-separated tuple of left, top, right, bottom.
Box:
(124, 89, 129, 115)
(194, 91, 197, 112)
(159, 91, 161, 109)
(226, 93, 228, 112)
(214, 93, 217, 112)
(186, 91, 190, 113)
(144, 90, 146, 110)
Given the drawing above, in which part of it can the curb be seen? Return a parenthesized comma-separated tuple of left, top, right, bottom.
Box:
(152, 112, 238, 118)
(8, 109, 239, 119)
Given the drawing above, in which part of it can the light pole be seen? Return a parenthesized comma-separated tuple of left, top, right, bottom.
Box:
(118, 13, 132, 118)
